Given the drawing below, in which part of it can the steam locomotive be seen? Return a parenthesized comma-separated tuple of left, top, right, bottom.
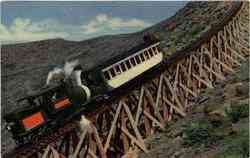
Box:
(4, 35, 163, 145)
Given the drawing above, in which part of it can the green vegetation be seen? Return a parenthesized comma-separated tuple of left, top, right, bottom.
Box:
(164, 122, 172, 131)
(190, 25, 205, 38)
(216, 130, 249, 158)
(182, 120, 220, 147)
(182, 102, 249, 148)
(225, 103, 249, 123)
(168, 43, 177, 53)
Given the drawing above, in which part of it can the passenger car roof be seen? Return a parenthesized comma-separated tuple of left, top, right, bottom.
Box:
(90, 39, 160, 71)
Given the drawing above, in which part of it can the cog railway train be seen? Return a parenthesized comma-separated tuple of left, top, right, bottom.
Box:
(4, 35, 164, 145)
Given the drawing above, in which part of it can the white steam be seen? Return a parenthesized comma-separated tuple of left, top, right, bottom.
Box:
(46, 67, 64, 85)
(79, 115, 92, 133)
(46, 59, 79, 85)
(64, 60, 80, 78)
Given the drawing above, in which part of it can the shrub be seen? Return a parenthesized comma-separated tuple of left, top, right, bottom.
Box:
(165, 122, 171, 131)
(191, 25, 205, 37)
(216, 130, 249, 158)
(183, 120, 219, 147)
(225, 103, 249, 123)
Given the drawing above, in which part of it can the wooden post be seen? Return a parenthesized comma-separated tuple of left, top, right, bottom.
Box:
(121, 109, 130, 153)
(104, 102, 122, 152)
(135, 86, 144, 127)
(143, 99, 151, 137)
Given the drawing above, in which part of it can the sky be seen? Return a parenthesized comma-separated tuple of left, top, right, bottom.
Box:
(0, 1, 187, 44)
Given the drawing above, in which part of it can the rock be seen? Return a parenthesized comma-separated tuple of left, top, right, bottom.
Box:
(204, 103, 225, 115)
(235, 82, 249, 97)
(224, 82, 243, 99)
(170, 148, 186, 158)
(232, 117, 249, 133)
(206, 101, 236, 117)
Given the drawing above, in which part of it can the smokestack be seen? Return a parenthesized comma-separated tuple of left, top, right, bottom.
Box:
(73, 69, 91, 100)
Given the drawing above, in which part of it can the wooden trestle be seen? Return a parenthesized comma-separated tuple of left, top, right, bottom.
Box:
(41, 3, 249, 158)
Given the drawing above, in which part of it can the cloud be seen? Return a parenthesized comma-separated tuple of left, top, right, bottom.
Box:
(82, 14, 152, 35)
(1, 15, 152, 44)
(0, 18, 69, 44)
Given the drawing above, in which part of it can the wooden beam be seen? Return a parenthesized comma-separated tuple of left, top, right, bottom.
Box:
(91, 125, 106, 158)
(186, 55, 193, 105)
(222, 50, 241, 66)
(143, 110, 164, 129)
(72, 127, 88, 158)
(104, 102, 123, 152)
(203, 49, 235, 73)
(88, 149, 98, 158)
(192, 54, 212, 88)
(155, 74, 164, 110)
(121, 109, 130, 153)
(50, 146, 60, 158)
(89, 136, 97, 158)
(163, 96, 186, 117)
(135, 86, 144, 127)
(122, 101, 145, 145)
(120, 126, 148, 153)
(42, 145, 50, 158)
(144, 87, 164, 123)
(178, 82, 197, 97)
(192, 73, 213, 89)
(163, 76, 184, 111)
(143, 99, 151, 137)
(213, 57, 235, 73)
(203, 65, 225, 81)
(162, 84, 169, 121)
(226, 43, 245, 60)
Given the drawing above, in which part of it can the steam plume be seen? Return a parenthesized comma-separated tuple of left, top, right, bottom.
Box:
(64, 60, 79, 78)
(79, 115, 92, 133)
(46, 67, 64, 85)
(46, 59, 79, 85)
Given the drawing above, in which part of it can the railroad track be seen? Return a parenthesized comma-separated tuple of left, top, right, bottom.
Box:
(4, 2, 249, 158)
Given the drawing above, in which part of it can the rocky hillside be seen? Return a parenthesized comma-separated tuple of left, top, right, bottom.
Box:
(138, 60, 249, 158)
(1, 1, 242, 156)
